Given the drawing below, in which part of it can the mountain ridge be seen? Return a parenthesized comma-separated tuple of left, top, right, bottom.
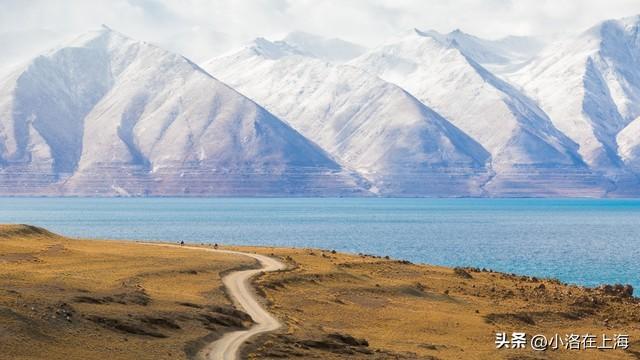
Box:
(206, 36, 492, 196)
(2, 17, 640, 197)
(0, 26, 369, 196)
(510, 15, 640, 195)
(350, 29, 610, 196)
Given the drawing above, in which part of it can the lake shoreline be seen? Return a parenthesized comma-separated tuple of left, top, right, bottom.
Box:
(2, 197, 639, 289)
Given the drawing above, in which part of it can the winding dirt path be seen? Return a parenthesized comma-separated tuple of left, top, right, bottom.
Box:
(201, 249, 285, 359)
(147, 244, 286, 360)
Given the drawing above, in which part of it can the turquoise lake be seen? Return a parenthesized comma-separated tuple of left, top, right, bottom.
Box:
(1, 197, 639, 289)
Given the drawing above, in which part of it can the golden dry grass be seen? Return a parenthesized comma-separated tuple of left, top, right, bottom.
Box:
(238, 246, 640, 360)
(0, 225, 254, 360)
(3, 225, 640, 360)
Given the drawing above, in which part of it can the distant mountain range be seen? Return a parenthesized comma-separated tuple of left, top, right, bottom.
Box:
(1, 17, 640, 197)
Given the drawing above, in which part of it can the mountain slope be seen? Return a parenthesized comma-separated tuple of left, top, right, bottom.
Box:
(511, 16, 640, 195)
(350, 30, 608, 196)
(420, 29, 544, 74)
(280, 31, 366, 62)
(618, 116, 640, 173)
(205, 37, 491, 196)
(0, 26, 366, 196)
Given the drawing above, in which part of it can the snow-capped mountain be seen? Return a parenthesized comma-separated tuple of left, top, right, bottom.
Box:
(418, 29, 544, 73)
(3, 16, 640, 197)
(206, 37, 491, 196)
(511, 16, 640, 194)
(280, 31, 366, 62)
(0, 26, 367, 196)
(350, 29, 608, 196)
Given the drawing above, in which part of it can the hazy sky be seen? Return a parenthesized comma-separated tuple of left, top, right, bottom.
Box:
(1, 0, 640, 64)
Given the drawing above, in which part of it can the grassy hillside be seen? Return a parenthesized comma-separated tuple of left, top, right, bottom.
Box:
(242, 246, 640, 359)
(1, 225, 639, 359)
(0, 225, 254, 360)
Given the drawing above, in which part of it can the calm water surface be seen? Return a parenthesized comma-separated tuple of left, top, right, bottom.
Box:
(1, 198, 639, 289)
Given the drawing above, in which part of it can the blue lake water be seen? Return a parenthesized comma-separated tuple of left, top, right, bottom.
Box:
(1, 197, 639, 289)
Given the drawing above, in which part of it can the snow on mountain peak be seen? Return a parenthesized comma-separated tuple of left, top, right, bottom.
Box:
(350, 30, 607, 196)
(511, 15, 640, 189)
(402, 27, 544, 73)
(281, 31, 366, 62)
(206, 39, 492, 196)
(3, 15, 640, 197)
(221, 32, 366, 63)
(0, 27, 367, 195)
(250, 37, 304, 59)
